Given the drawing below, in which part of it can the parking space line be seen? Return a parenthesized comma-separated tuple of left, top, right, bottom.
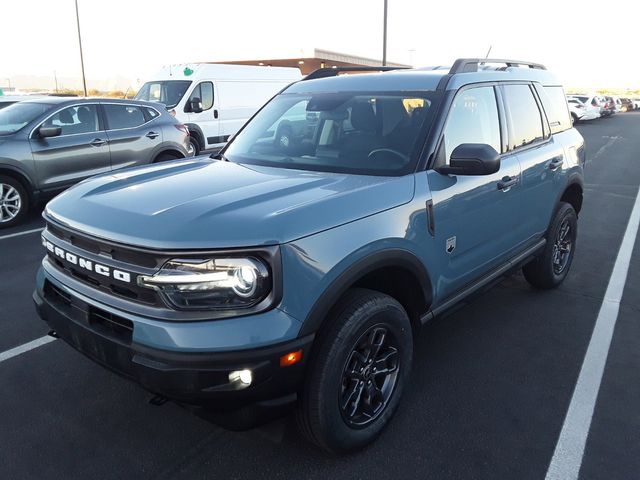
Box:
(0, 227, 44, 241)
(0, 335, 57, 364)
(545, 186, 640, 480)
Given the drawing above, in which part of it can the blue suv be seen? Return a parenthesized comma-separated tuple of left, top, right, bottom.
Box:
(34, 59, 585, 453)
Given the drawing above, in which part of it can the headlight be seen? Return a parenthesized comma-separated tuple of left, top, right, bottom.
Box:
(138, 257, 271, 310)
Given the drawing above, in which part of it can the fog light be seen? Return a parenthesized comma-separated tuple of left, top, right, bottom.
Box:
(229, 369, 252, 387)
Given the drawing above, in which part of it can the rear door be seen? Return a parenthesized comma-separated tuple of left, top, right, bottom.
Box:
(103, 103, 162, 170)
(30, 103, 110, 190)
(426, 84, 523, 298)
(503, 83, 565, 240)
(184, 81, 220, 146)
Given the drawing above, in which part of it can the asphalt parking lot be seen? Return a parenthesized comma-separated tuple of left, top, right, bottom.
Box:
(1, 113, 639, 480)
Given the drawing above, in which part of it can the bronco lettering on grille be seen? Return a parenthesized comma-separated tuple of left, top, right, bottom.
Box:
(43, 237, 132, 283)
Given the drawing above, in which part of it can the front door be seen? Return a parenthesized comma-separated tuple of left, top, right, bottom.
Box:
(185, 81, 220, 146)
(426, 85, 523, 299)
(30, 103, 110, 191)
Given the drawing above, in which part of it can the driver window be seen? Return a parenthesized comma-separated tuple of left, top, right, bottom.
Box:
(187, 82, 214, 111)
(44, 105, 99, 136)
(442, 87, 501, 163)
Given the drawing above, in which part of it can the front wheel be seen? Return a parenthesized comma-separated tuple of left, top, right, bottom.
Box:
(0, 175, 29, 228)
(523, 202, 577, 289)
(188, 136, 201, 156)
(296, 288, 413, 453)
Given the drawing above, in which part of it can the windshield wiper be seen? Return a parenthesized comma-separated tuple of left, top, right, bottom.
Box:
(211, 151, 229, 161)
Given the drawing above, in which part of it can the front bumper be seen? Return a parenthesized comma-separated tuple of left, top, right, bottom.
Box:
(33, 266, 314, 415)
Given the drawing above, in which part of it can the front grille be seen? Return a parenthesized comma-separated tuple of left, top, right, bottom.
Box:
(44, 220, 164, 306)
(47, 222, 160, 269)
(88, 306, 133, 344)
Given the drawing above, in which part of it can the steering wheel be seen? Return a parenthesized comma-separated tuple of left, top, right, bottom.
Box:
(367, 148, 408, 164)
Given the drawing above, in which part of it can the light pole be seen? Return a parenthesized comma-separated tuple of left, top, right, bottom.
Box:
(382, 0, 388, 66)
(75, 0, 88, 96)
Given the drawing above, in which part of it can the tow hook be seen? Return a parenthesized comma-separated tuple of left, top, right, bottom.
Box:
(48, 330, 59, 338)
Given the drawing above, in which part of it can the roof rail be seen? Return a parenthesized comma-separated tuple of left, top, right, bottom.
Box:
(303, 66, 408, 81)
(449, 58, 546, 74)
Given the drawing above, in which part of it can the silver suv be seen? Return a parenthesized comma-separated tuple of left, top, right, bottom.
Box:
(0, 97, 192, 227)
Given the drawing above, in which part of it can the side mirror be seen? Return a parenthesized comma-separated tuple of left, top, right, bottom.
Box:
(190, 98, 204, 114)
(38, 126, 62, 138)
(437, 143, 500, 176)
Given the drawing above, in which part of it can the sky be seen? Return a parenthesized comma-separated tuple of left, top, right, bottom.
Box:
(1, 0, 638, 91)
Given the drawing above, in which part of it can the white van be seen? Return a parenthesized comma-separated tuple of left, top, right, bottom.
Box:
(135, 64, 302, 154)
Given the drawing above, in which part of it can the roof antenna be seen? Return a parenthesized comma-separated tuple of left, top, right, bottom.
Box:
(483, 46, 493, 66)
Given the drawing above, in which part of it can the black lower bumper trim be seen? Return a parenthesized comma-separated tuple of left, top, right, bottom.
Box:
(33, 286, 313, 412)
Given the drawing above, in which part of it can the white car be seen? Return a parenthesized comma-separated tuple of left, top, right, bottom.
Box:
(566, 95, 602, 120)
(135, 64, 302, 155)
(567, 99, 586, 123)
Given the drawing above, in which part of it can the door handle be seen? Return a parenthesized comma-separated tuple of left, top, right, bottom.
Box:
(146, 131, 160, 139)
(90, 138, 107, 147)
(549, 156, 564, 170)
(497, 175, 519, 191)
(214, 109, 219, 119)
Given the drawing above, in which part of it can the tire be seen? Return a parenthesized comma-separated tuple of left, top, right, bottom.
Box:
(153, 152, 182, 163)
(0, 175, 29, 229)
(296, 288, 413, 453)
(188, 135, 201, 156)
(523, 202, 577, 289)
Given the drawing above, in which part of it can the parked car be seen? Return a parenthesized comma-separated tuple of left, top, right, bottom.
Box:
(566, 94, 601, 120)
(601, 96, 617, 116)
(619, 97, 634, 112)
(35, 59, 585, 453)
(135, 64, 302, 155)
(632, 98, 640, 110)
(0, 97, 191, 227)
(567, 98, 586, 123)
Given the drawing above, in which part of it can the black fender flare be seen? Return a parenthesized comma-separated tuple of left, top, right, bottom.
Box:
(298, 248, 433, 337)
(184, 123, 205, 149)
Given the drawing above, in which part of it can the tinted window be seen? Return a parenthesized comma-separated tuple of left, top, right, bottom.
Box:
(504, 84, 544, 148)
(537, 86, 571, 133)
(104, 104, 146, 129)
(224, 92, 442, 176)
(187, 82, 214, 111)
(144, 107, 159, 119)
(442, 86, 501, 162)
(44, 104, 100, 135)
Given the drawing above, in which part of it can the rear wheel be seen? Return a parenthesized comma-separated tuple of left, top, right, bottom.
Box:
(296, 288, 413, 453)
(0, 175, 29, 229)
(188, 135, 201, 156)
(523, 202, 577, 289)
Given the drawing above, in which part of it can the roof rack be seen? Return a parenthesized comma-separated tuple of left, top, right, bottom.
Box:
(303, 66, 408, 81)
(449, 58, 546, 74)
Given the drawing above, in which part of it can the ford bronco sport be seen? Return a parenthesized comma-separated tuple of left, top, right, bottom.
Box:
(34, 59, 585, 453)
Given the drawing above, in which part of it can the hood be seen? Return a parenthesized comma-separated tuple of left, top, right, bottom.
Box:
(46, 158, 415, 249)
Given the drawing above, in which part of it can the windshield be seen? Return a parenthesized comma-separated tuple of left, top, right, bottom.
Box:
(135, 80, 192, 109)
(0, 102, 50, 136)
(224, 92, 441, 176)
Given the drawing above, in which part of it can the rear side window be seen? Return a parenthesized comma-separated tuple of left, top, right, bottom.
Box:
(441, 86, 501, 162)
(503, 84, 544, 149)
(537, 86, 571, 133)
(103, 104, 147, 129)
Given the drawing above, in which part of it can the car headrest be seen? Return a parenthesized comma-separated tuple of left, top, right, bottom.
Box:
(77, 106, 93, 124)
(58, 108, 75, 124)
(350, 102, 377, 132)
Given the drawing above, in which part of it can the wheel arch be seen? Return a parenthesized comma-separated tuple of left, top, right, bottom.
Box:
(184, 123, 205, 149)
(559, 178, 583, 215)
(299, 249, 433, 337)
(0, 164, 35, 201)
(152, 149, 185, 162)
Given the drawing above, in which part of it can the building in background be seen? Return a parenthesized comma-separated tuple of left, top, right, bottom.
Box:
(211, 48, 409, 75)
